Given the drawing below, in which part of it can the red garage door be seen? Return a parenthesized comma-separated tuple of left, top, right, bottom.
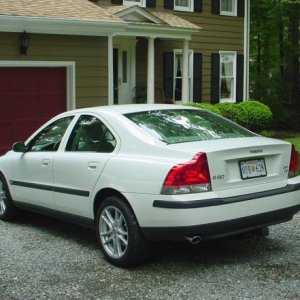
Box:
(0, 67, 66, 155)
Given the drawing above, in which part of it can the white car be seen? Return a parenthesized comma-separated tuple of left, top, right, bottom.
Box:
(0, 104, 300, 267)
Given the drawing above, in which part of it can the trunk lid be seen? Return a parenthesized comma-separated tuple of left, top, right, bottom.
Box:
(167, 137, 291, 191)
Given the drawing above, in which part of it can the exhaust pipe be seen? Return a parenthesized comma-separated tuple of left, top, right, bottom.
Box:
(185, 236, 201, 244)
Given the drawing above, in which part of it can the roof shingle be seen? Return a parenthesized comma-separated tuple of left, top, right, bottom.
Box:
(0, 0, 123, 23)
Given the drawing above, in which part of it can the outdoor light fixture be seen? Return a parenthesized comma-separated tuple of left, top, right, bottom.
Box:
(19, 31, 30, 55)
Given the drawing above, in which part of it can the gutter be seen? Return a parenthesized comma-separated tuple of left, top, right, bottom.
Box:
(243, 0, 250, 101)
(0, 15, 127, 36)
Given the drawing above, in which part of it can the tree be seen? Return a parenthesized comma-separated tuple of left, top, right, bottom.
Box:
(250, 0, 299, 130)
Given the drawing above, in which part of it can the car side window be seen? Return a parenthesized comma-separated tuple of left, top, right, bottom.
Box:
(66, 115, 116, 153)
(27, 116, 74, 152)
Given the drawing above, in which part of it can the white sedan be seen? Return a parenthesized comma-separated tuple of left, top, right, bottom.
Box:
(0, 104, 300, 267)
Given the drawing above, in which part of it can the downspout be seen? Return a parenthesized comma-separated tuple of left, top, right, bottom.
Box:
(243, 0, 250, 101)
(108, 35, 114, 106)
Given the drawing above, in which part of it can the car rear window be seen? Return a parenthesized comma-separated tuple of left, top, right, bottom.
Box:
(125, 109, 255, 144)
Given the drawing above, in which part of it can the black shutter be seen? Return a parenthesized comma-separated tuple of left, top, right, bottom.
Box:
(163, 52, 174, 100)
(194, 0, 202, 12)
(237, 0, 245, 17)
(211, 53, 220, 104)
(211, 0, 220, 14)
(111, 0, 123, 4)
(164, 0, 174, 10)
(146, 0, 156, 8)
(236, 54, 244, 102)
(193, 53, 202, 102)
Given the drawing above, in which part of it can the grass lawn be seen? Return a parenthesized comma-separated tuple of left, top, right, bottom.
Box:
(260, 131, 300, 152)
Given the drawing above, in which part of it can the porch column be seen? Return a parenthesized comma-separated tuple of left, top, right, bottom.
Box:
(182, 39, 189, 102)
(108, 35, 114, 106)
(147, 37, 155, 104)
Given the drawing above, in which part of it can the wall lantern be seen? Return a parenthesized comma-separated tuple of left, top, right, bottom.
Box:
(19, 31, 30, 55)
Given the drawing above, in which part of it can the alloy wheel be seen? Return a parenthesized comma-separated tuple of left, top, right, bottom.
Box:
(99, 206, 128, 258)
(0, 180, 7, 215)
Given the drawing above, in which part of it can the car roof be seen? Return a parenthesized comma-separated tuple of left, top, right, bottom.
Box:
(66, 104, 198, 116)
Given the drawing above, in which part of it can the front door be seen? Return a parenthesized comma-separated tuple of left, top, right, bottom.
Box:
(113, 38, 136, 104)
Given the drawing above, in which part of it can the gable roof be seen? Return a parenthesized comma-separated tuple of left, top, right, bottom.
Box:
(0, 1, 200, 38)
(0, 0, 121, 22)
(0, 0, 126, 36)
(104, 5, 200, 30)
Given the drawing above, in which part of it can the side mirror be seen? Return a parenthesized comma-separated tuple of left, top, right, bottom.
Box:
(12, 142, 27, 153)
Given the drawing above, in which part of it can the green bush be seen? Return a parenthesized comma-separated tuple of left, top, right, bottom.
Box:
(237, 100, 273, 131)
(215, 103, 248, 127)
(185, 101, 273, 132)
(185, 102, 221, 115)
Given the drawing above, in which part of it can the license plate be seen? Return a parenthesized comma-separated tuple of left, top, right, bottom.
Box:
(239, 158, 267, 179)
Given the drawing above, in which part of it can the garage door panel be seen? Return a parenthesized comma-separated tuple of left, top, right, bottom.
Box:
(0, 67, 67, 156)
(13, 120, 41, 142)
(39, 95, 66, 118)
(0, 96, 12, 119)
(0, 73, 11, 93)
(12, 95, 39, 119)
(38, 68, 66, 92)
(12, 69, 39, 93)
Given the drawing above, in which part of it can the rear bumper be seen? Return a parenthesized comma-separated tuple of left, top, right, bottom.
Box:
(141, 204, 300, 241)
(134, 182, 300, 241)
(153, 183, 300, 209)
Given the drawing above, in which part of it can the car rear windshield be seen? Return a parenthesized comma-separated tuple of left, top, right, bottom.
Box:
(125, 109, 255, 144)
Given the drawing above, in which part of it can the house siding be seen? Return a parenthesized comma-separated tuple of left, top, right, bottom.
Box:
(0, 33, 108, 108)
(105, 0, 244, 103)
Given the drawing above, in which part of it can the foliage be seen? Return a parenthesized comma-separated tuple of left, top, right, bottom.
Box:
(215, 103, 248, 127)
(250, 0, 299, 130)
(238, 100, 273, 131)
(185, 101, 273, 132)
(185, 102, 221, 115)
(284, 137, 300, 152)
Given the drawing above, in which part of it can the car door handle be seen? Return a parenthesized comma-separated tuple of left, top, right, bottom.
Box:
(88, 162, 99, 170)
(41, 159, 51, 166)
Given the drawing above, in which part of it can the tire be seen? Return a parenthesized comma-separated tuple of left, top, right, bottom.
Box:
(0, 173, 18, 221)
(96, 196, 151, 267)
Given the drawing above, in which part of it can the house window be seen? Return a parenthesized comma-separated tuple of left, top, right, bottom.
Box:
(174, 50, 193, 101)
(220, 0, 237, 16)
(174, 0, 193, 12)
(220, 52, 236, 102)
(123, 0, 145, 7)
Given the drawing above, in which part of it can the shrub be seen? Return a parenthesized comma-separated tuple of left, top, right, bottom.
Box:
(215, 103, 248, 127)
(185, 102, 221, 115)
(237, 100, 273, 131)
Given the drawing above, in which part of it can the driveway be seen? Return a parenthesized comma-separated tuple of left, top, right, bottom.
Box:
(1, 212, 299, 300)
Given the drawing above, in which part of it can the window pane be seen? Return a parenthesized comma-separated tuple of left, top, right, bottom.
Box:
(125, 109, 254, 144)
(175, 0, 189, 7)
(29, 117, 73, 152)
(220, 53, 235, 100)
(220, 78, 233, 99)
(221, 0, 233, 13)
(66, 115, 115, 153)
(122, 51, 127, 83)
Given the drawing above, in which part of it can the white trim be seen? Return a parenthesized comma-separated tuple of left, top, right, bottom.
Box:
(0, 61, 76, 111)
(173, 49, 194, 102)
(124, 0, 146, 7)
(108, 36, 114, 106)
(0, 16, 126, 37)
(219, 51, 237, 103)
(220, 0, 237, 17)
(243, 0, 250, 101)
(115, 5, 164, 24)
(147, 37, 155, 104)
(174, 0, 194, 12)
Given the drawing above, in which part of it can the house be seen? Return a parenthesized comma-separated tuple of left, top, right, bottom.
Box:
(0, 0, 250, 155)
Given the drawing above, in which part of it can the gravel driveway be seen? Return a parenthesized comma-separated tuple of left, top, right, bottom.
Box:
(1, 211, 299, 300)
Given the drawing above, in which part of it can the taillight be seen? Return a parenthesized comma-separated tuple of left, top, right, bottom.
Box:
(289, 144, 300, 178)
(161, 152, 211, 195)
